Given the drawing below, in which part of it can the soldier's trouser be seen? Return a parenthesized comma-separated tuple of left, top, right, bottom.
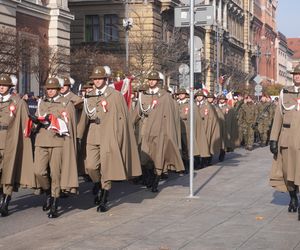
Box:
(258, 124, 268, 144)
(0, 149, 13, 196)
(34, 146, 63, 198)
(181, 133, 189, 161)
(245, 124, 254, 147)
(281, 147, 297, 192)
(85, 144, 111, 191)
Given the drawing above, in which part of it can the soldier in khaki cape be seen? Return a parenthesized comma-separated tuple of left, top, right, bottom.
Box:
(33, 77, 78, 218)
(218, 94, 239, 153)
(195, 91, 221, 166)
(132, 71, 184, 192)
(0, 74, 36, 216)
(193, 90, 212, 168)
(77, 66, 141, 212)
(176, 88, 200, 173)
(269, 63, 300, 220)
(60, 76, 83, 107)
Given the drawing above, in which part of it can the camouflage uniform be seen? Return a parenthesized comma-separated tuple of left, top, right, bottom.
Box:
(256, 100, 273, 146)
(239, 100, 258, 150)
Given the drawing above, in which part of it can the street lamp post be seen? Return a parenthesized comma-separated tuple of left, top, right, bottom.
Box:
(123, 0, 133, 73)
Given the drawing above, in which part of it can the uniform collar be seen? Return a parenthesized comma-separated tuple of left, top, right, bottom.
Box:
(62, 91, 70, 97)
(178, 98, 188, 104)
(148, 87, 159, 94)
(96, 85, 107, 95)
(0, 93, 11, 102)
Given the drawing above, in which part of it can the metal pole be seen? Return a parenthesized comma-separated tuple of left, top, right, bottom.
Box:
(188, 0, 195, 198)
(216, 24, 220, 94)
(125, 0, 129, 72)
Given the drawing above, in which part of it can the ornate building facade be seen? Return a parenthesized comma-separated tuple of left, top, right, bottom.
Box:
(0, 0, 73, 95)
(69, 0, 279, 91)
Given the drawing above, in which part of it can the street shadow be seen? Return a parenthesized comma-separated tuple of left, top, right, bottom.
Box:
(270, 191, 289, 206)
(7, 150, 245, 217)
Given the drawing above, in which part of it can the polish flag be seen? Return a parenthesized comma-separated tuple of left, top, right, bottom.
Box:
(113, 77, 133, 108)
(226, 91, 234, 107)
(47, 114, 69, 136)
(202, 83, 209, 97)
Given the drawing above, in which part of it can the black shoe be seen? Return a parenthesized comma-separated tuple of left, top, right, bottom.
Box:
(151, 175, 160, 193)
(288, 191, 298, 213)
(0, 194, 11, 217)
(97, 190, 109, 213)
(146, 169, 155, 188)
(161, 173, 169, 180)
(42, 189, 53, 211)
(48, 198, 59, 218)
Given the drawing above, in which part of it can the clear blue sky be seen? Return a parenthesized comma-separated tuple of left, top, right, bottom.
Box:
(277, 0, 300, 38)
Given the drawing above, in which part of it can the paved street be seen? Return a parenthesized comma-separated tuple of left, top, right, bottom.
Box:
(0, 146, 299, 250)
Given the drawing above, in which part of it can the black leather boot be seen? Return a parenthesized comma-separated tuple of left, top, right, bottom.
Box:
(48, 198, 59, 218)
(146, 169, 155, 188)
(92, 182, 100, 195)
(288, 191, 298, 213)
(42, 189, 53, 211)
(219, 149, 225, 162)
(0, 194, 11, 217)
(94, 188, 103, 205)
(151, 175, 160, 193)
(97, 189, 109, 213)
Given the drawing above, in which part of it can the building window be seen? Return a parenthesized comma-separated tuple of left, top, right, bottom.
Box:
(85, 15, 100, 42)
(104, 14, 119, 42)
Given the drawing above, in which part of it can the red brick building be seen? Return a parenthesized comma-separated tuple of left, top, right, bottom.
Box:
(287, 38, 300, 67)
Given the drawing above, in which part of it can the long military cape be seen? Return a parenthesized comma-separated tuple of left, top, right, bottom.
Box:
(1, 95, 36, 189)
(133, 89, 184, 172)
(78, 87, 142, 180)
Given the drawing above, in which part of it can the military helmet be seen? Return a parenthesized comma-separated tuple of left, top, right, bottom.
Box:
(112, 70, 125, 80)
(194, 89, 206, 97)
(61, 76, 71, 86)
(290, 63, 300, 75)
(147, 71, 161, 81)
(81, 81, 93, 90)
(44, 77, 61, 89)
(206, 92, 215, 98)
(176, 88, 188, 95)
(90, 66, 107, 79)
(0, 74, 13, 86)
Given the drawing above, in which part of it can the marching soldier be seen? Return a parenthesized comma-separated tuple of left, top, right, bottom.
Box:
(132, 71, 184, 192)
(269, 63, 300, 220)
(77, 66, 141, 212)
(239, 95, 258, 151)
(234, 93, 245, 145)
(60, 76, 82, 108)
(176, 88, 200, 172)
(218, 94, 239, 153)
(0, 74, 36, 216)
(33, 77, 78, 218)
(194, 90, 217, 167)
(256, 94, 273, 147)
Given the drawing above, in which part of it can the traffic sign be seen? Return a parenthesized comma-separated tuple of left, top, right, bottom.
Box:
(255, 84, 263, 93)
(179, 64, 190, 75)
(253, 75, 262, 84)
(180, 0, 205, 5)
(175, 5, 214, 27)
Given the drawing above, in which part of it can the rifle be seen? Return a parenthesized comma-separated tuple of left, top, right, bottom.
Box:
(252, 103, 272, 129)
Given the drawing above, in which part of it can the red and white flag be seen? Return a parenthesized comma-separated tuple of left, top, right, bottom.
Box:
(113, 77, 133, 108)
(226, 91, 234, 107)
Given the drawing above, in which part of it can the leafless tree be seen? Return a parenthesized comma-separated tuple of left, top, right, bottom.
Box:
(0, 26, 17, 74)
